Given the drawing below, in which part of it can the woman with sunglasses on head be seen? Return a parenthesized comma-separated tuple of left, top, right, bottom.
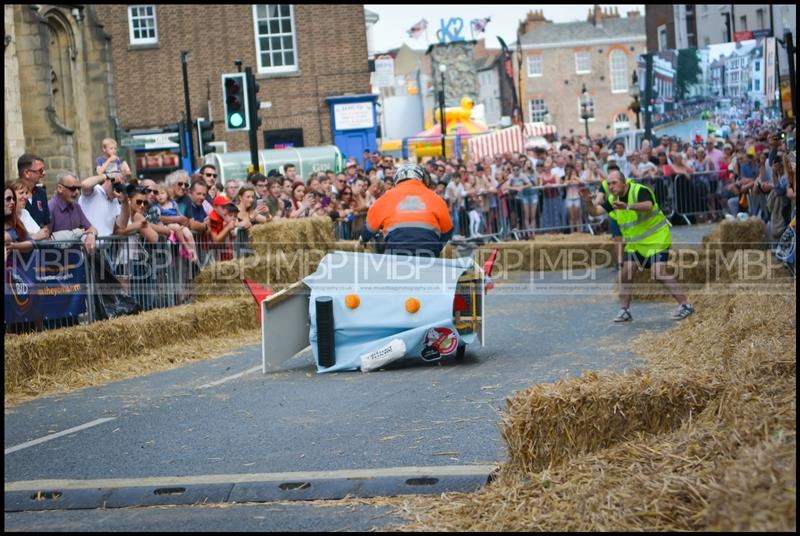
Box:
(235, 184, 270, 229)
(5, 182, 34, 262)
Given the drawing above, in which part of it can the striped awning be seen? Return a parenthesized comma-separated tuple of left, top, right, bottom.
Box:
(524, 122, 558, 137)
(466, 125, 525, 161)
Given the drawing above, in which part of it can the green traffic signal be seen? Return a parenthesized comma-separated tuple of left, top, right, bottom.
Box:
(228, 111, 245, 129)
(222, 73, 248, 131)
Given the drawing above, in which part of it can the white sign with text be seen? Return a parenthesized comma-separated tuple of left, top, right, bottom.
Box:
(333, 102, 374, 130)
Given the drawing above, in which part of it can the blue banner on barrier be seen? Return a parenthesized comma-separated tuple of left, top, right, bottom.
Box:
(4, 247, 87, 325)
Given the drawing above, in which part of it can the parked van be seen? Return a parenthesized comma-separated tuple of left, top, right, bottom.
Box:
(607, 129, 644, 155)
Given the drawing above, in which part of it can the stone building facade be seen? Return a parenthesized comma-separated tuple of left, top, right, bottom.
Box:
(5, 5, 117, 187)
(518, 7, 646, 138)
(93, 4, 370, 154)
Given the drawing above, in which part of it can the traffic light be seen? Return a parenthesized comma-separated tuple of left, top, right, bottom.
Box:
(247, 72, 263, 130)
(196, 118, 215, 157)
(222, 73, 248, 131)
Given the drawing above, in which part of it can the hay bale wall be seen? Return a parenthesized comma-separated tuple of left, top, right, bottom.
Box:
(393, 287, 796, 532)
(4, 298, 257, 397)
(500, 371, 719, 475)
(702, 217, 767, 254)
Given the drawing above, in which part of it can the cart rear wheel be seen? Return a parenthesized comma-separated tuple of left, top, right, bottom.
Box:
(455, 344, 466, 362)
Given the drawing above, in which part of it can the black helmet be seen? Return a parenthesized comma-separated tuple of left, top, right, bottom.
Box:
(394, 163, 427, 185)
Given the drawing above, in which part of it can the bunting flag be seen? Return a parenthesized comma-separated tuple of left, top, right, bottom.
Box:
(407, 18, 428, 38)
(470, 17, 491, 34)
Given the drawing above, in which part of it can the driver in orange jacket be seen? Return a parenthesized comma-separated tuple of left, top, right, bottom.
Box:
(360, 163, 453, 257)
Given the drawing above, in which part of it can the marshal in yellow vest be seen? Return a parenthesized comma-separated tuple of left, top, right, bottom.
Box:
(607, 180, 671, 257)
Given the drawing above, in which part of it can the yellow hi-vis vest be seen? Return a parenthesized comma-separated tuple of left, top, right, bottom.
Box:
(608, 180, 671, 257)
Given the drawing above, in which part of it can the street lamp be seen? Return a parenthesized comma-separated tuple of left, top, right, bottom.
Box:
(629, 70, 641, 130)
(777, 25, 796, 119)
(580, 83, 593, 139)
(438, 63, 447, 158)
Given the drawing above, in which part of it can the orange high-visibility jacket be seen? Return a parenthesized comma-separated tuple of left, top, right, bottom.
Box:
(365, 179, 453, 238)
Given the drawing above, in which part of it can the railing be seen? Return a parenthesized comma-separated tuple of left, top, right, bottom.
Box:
(331, 171, 768, 242)
(4, 228, 250, 334)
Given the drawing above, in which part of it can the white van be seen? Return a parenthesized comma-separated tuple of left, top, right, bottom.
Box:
(607, 129, 644, 155)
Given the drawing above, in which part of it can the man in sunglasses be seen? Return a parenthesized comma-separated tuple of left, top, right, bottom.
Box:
(17, 153, 51, 236)
(48, 171, 98, 254)
(199, 164, 219, 203)
(78, 167, 130, 237)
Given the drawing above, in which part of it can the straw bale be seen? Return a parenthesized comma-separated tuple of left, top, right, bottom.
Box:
(248, 217, 334, 257)
(192, 248, 322, 301)
(440, 234, 614, 271)
(702, 218, 767, 254)
(500, 371, 719, 475)
(4, 297, 258, 398)
(388, 284, 795, 531)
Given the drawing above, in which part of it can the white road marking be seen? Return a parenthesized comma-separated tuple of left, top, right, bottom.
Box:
(5, 464, 497, 491)
(4, 418, 116, 455)
(197, 365, 261, 390)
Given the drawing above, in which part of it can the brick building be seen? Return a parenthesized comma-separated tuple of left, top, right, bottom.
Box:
(518, 6, 646, 138)
(94, 4, 370, 157)
(5, 5, 116, 186)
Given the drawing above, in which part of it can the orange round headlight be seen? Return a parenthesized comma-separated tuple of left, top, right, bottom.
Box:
(405, 297, 421, 314)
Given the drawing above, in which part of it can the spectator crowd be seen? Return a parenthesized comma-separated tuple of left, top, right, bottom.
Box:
(6, 104, 796, 270)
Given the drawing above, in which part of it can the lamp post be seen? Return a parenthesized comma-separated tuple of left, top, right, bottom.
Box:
(629, 70, 641, 130)
(777, 26, 796, 119)
(438, 63, 447, 158)
(580, 83, 592, 140)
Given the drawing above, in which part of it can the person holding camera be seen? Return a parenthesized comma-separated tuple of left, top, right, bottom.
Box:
(78, 169, 130, 238)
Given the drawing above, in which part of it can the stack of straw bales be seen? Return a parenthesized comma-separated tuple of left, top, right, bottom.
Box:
(703, 217, 767, 254)
(391, 285, 796, 531)
(632, 218, 787, 299)
(5, 298, 257, 399)
(193, 217, 334, 301)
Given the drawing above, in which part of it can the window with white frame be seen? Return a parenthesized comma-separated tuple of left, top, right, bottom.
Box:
(528, 99, 547, 122)
(658, 25, 668, 52)
(609, 50, 628, 93)
(527, 55, 543, 77)
(128, 5, 158, 45)
(575, 51, 591, 74)
(253, 5, 298, 74)
(577, 94, 596, 121)
(613, 112, 630, 134)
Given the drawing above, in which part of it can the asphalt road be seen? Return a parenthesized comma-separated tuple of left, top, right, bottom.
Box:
(5, 226, 713, 531)
(653, 118, 708, 142)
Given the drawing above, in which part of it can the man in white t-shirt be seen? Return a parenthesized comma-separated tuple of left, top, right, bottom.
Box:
(78, 172, 129, 237)
(551, 155, 567, 180)
(607, 142, 632, 178)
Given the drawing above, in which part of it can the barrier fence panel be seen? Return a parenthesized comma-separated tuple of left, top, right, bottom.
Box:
(4, 228, 254, 334)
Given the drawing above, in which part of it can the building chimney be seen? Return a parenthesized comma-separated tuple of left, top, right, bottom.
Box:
(591, 5, 603, 28)
(626, 9, 640, 18)
(518, 9, 550, 35)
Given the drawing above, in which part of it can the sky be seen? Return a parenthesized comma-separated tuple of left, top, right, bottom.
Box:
(365, 4, 646, 53)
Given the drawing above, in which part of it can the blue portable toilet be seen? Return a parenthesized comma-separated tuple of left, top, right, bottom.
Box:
(325, 94, 379, 162)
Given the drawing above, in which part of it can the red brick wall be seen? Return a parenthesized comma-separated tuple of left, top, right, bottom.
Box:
(95, 5, 370, 151)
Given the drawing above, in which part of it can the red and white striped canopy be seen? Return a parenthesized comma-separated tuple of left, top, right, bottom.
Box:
(467, 125, 524, 161)
(467, 123, 558, 161)
(523, 122, 558, 137)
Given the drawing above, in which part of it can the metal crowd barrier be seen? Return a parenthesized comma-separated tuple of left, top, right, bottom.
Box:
(330, 171, 737, 242)
(4, 228, 252, 334)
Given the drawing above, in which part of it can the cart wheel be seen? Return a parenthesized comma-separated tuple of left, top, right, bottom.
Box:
(455, 344, 466, 362)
